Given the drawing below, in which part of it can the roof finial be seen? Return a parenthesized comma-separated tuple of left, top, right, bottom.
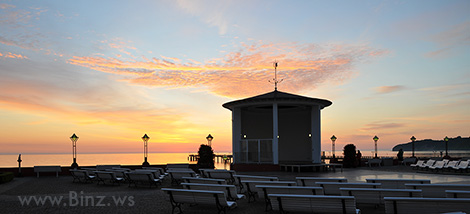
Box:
(269, 60, 283, 91)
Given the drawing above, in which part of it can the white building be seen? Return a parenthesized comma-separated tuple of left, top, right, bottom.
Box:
(223, 90, 332, 168)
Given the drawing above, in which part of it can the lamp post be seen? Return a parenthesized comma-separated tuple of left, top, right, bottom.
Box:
(330, 135, 337, 158)
(373, 135, 379, 158)
(444, 136, 450, 158)
(142, 134, 150, 166)
(410, 136, 416, 158)
(70, 133, 79, 168)
(206, 134, 213, 147)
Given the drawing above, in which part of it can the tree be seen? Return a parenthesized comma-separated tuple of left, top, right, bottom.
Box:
(197, 144, 215, 169)
(343, 144, 357, 168)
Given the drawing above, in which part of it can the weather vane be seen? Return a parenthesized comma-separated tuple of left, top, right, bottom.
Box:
(269, 60, 283, 91)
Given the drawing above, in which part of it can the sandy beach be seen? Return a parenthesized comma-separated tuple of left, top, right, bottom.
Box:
(1, 166, 469, 214)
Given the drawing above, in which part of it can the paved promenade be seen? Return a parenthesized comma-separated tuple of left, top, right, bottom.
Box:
(1, 165, 469, 214)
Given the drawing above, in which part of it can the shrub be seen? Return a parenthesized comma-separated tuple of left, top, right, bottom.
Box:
(343, 144, 357, 168)
(197, 144, 215, 169)
(0, 172, 14, 184)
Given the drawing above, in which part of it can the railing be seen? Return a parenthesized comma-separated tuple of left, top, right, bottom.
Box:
(237, 139, 273, 164)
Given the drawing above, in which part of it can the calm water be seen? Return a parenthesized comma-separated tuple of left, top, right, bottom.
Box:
(0, 152, 232, 169)
(1, 150, 469, 168)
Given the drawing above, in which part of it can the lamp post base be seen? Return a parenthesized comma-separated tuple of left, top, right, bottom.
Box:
(142, 161, 150, 166)
(71, 162, 78, 168)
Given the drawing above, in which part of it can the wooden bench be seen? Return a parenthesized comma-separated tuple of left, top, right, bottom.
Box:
(162, 188, 237, 214)
(446, 190, 470, 198)
(205, 169, 236, 184)
(135, 169, 165, 180)
(33, 166, 61, 178)
(70, 169, 95, 183)
(242, 180, 296, 202)
(340, 188, 422, 206)
(257, 185, 324, 211)
(384, 197, 470, 214)
(183, 177, 227, 185)
(316, 182, 382, 195)
(234, 175, 278, 193)
(95, 171, 124, 185)
(367, 159, 382, 167)
(169, 171, 198, 185)
(182, 182, 245, 201)
(296, 177, 347, 186)
(405, 183, 470, 198)
(366, 178, 431, 189)
(268, 194, 360, 214)
(143, 167, 167, 176)
(126, 171, 161, 188)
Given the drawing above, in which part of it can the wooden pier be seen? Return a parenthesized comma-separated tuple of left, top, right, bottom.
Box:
(188, 154, 233, 163)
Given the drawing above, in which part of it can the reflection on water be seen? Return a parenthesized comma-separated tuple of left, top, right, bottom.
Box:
(0, 153, 230, 169)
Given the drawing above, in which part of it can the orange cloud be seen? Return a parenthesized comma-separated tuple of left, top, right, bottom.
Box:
(374, 85, 405, 94)
(0, 52, 27, 59)
(69, 41, 387, 98)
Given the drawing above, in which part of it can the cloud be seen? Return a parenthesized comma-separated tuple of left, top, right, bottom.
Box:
(0, 52, 27, 59)
(360, 122, 406, 131)
(176, 0, 232, 35)
(69, 41, 388, 98)
(425, 21, 470, 58)
(374, 85, 405, 94)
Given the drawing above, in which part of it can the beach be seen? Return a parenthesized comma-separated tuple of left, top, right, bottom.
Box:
(1, 165, 470, 214)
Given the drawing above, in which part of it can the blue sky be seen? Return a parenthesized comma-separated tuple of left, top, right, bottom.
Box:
(0, 0, 469, 154)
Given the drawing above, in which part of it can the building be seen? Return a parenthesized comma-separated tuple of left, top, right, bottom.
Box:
(223, 89, 332, 169)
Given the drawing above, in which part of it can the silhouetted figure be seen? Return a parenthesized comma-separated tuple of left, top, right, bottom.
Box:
(356, 150, 362, 167)
(397, 149, 404, 161)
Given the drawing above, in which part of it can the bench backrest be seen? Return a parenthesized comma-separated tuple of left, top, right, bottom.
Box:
(454, 160, 469, 168)
(96, 165, 120, 171)
(316, 182, 382, 195)
(444, 160, 459, 168)
(95, 171, 116, 180)
(446, 190, 470, 198)
(234, 175, 278, 186)
(206, 170, 235, 180)
(340, 188, 422, 205)
(162, 188, 231, 207)
(127, 172, 152, 182)
(170, 171, 197, 180)
(183, 177, 227, 185)
(34, 166, 62, 172)
(181, 183, 238, 200)
(384, 197, 470, 214)
(296, 177, 347, 186)
(423, 159, 435, 167)
(257, 185, 324, 197)
(167, 163, 190, 169)
(243, 181, 296, 199)
(405, 184, 470, 198)
(366, 179, 431, 189)
(269, 194, 359, 214)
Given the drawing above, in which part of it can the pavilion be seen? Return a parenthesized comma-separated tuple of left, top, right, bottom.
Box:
(223, 89, 332, 170)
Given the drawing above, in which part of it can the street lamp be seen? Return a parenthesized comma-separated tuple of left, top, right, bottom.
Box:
(410, 136, 416, 158)
(444, 136, 450, 158)
(373, 135, 379, 158)
(142, 134, 150, 166)
(70, 133, 79, 168)
(206, 134, 213, 147)
(330, 135, 337, 158)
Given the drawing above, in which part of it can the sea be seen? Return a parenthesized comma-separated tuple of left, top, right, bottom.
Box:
(1, 150, 469, 169)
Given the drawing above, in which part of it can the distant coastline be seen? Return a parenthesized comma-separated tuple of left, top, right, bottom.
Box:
(392, 136, 470, 151)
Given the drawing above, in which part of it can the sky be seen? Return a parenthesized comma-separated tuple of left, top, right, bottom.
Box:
(0, 0, 469, 155)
